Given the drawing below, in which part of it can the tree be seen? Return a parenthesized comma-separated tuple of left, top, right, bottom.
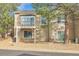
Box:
(33, 3, 79, 43)
(57, 3, 79, 43)
(33, 3, 58, 42)
(0, 3, 20, 38)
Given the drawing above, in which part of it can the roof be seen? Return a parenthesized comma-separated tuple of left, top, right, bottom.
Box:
(14, 10, 36, 15)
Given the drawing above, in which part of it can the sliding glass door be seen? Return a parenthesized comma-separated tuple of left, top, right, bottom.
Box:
(58, 31, 65, 42)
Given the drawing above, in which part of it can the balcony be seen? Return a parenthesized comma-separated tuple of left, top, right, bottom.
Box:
(17, 22, 35, 28)
(21, 21, 34, 26)
(16, 15, 36, 28)
(20, 21, 35, 28)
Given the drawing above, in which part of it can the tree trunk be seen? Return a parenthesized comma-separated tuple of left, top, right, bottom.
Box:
(64, 14, 68, 43)
(71, 14, 76, 43)
(46, 20, 50, 42)
(64, 13, 76, 44)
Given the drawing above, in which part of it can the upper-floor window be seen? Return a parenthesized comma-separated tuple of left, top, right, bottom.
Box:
(57, 15, 65, 23)
(20, 15, 35, 26)
(40, 17, 47, 25)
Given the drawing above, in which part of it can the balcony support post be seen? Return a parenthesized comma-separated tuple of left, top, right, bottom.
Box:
(34, 29, 36, 44)
(15, 27, 20, 45)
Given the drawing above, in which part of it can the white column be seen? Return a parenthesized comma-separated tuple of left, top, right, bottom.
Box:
(16, 27, 19, 44)
(34, 29, 36, 43)
(67, 28, 69, 43)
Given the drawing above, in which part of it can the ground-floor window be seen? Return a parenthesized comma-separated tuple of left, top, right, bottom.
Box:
(24, 31, 32, 39)
(58, 31, 65, 42)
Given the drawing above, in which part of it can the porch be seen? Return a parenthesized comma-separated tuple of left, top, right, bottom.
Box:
(14, 27, 37, 43)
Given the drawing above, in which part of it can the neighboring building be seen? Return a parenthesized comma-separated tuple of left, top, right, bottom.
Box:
(14, 11, 65, 43)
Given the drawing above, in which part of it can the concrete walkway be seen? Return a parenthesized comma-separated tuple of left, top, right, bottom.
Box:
(0, 39, 79, 54)
(0, 49, 79, 56)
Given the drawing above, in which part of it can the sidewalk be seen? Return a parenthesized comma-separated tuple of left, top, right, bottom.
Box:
(0, 39, 79, 54)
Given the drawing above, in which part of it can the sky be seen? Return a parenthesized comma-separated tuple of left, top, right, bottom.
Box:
(17, 3, 33, 11)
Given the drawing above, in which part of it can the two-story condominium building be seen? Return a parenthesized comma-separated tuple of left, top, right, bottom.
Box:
(14, 10, 66, 43)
